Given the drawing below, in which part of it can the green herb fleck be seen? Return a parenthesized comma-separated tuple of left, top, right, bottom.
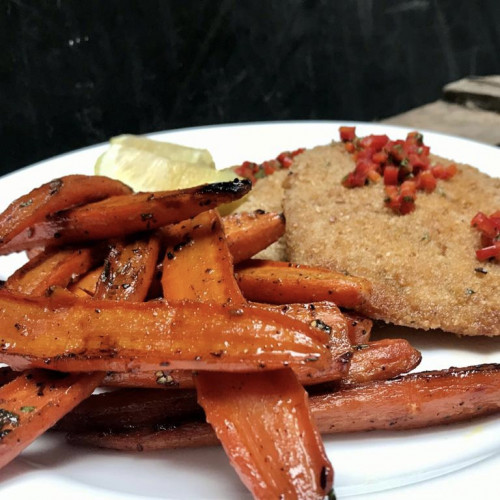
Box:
(20, 406, 36, 413)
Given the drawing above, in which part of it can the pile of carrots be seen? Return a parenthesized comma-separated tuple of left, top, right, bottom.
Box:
(0, 174, 499, 499)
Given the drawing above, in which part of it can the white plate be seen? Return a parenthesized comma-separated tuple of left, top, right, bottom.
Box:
(0, 121, 499, 499)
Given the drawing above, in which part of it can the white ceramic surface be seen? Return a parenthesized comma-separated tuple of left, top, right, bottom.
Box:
(0, 121, 499, 500)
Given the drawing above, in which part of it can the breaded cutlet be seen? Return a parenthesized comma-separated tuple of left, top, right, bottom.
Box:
(282, 143, 500, 336)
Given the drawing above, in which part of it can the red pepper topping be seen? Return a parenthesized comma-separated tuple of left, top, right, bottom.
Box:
(471, 211, 500, 261)
(234, 148, 305, 184)
(340, 127, 458, 215)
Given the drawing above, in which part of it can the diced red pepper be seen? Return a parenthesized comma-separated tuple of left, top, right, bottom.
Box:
(384, 166, 399, 186)
(339, 126, 356, 142)
(416, 170, 437, 192)
(471, 212, 499, 240)
(372, 151, 388, 164)
(340, 126, 457, 215)
(476, 242, 500, 261)
(432, 163, 457, 180)
(360, 134, 389, 150)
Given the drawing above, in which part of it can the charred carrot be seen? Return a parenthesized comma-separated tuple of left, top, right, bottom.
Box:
(5, 245, 104, 295)
(55, 388, 202, 433)
(66, 364, 500, 450)
(236, 259, 371, 309)
(0, 179, 251, 254)
(94, 234, 160, 302)
(161, 209, 335, 499)
(0, 369, 102, 469)
(0, 175, 132, 252)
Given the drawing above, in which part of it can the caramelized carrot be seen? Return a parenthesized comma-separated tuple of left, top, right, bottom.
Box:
(236, 259, 371, 310)
(66, 364, 500, 450)
(0, 230, 163, 471)
(0, 179, 251, 254)
(0, 175, 132, 253)
(343, 339, 421, 385)
(67, 421, 219, 451)
(5, 245, 104, 295)
(55, 388, 202, 432)
(94, 234, 160, 302)
(197, 370, 333, 499)
(103, 369, 195, 389)
(343, 311, 373, 344)
(0, 369, 102, 469)
(0, 291, 334, 376)
(222, 210, 286, 263)
(313, 363, 500, 432)
(161, 209, 334, 499)
(68, 267, 102, 297)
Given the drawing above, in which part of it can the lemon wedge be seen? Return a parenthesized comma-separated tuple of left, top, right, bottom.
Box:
(95, 134, 239, 193)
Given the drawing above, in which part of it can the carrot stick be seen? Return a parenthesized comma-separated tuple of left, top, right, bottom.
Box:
(94, 234, 160, 302)
(236, 259, 371, 309)
(0, 369, 103, 469)
(313, 363, 500, 432)
(161, 209, 334, 499)
(0, 291, 334, 376)
(222, 210, 286, 263)
(5, 245, 104, 295)
(197, 370, 334, 499)
(67, 421, 219, 451)
(65, 363, 500, 450)
(68, 267, 102, 297)
(0, 179, 251, 254)
(55, 388, 202, 433)
(0, 230, 162, 470)
(342, 339, 421, 385)
(342, 311, 373, 344)
(101, 301, 352, 389)
(0, 175, 132, 253)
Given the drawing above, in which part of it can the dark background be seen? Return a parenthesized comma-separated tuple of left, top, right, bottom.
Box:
(1, 0, 499, 174)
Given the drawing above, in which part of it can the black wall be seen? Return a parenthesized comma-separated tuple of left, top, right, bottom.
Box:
(1, 0, 499, 174)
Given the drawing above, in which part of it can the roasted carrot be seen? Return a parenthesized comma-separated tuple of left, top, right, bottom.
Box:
(222, 210, 286, 263)
(161, 209, 335, 499)
(197, 370, 334, 499)
(67, 421, 219, 451)
(55, 388, 202, 433)
(0, 369, 102, 469)
(313, 363, 500, 432)
(343, 339, 421, 386)
(94, 234, 160, 302)
(0, 179, 251, 254)
(0, 175, 131, 252)
(0, 367, 18, 388)
(68, 267, 102, 297)
(343, 311, 373, 344)
(236, 259, 371, 310)
(5, 245, 104, 295)
(0, 227, 163, 471)
(101, 301, 352, 390)
(0, 291, 334, 376)
(66, 363, 500, 451)
(100, 337, 419, 391)
(103, 369, 195, 389)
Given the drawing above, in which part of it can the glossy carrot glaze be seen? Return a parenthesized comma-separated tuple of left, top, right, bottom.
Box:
(0, 175, 132, 253)
(0, 179, 251, 254)
(236, 259, 371, 310)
